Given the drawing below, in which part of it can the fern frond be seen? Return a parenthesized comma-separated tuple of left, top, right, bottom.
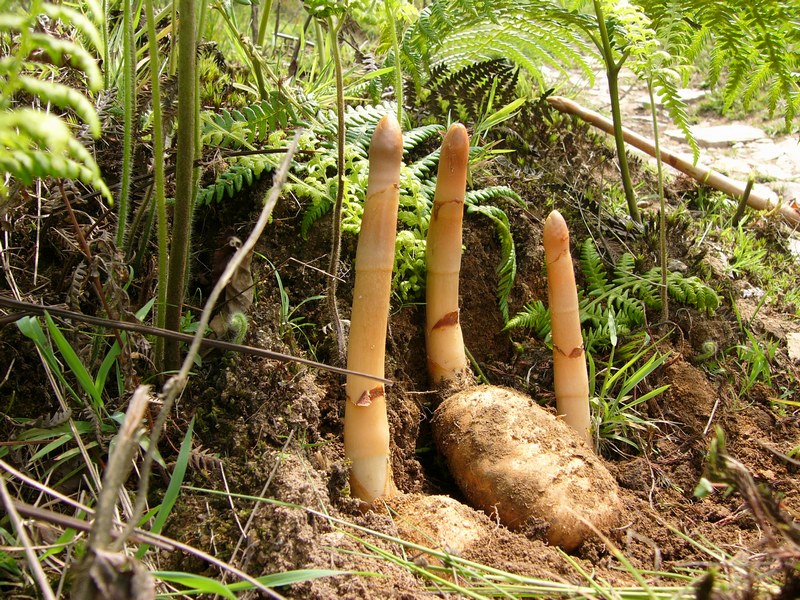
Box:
(27, 32, 102, 91)
(0, 109, 109, 197)
(504, 300, 550, 337)
(18, 75, 101, 137)
(639, 0, 800, 127)
(342, 102, 394, 150)
(651, 71, 698, 164)
(408, 148, 441, 181)
(465, 201, 516, 322)
(466, 186, 524, 208)
(202, 94, 301, 149)
(40, 3, 104, 53)
(403, 1, 596, 92)
(403, 124, 444, 154)
(580, 238, 611, 298)
(300, 196, 334, 239)
(508, 238, 719, 351)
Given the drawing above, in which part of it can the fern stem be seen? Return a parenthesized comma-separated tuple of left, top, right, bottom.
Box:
(116, 0, 137, 250)
(647, 79, 668, 323)
(164, 0, 198, 371)
(145, 0, 168, 369)
(592, 0, 639, 224)
(327, 16, 347, 366)
(257, 0, 273, 48)
(384, 0, 403, 124)
(731, 175, 755, 227)
(102, 0, 110, 89)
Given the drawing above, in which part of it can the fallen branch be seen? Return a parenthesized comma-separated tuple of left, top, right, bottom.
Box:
(547, 95, 800, 227)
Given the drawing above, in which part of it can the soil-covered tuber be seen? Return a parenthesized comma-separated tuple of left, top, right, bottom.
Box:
(433, 386, 622, 550)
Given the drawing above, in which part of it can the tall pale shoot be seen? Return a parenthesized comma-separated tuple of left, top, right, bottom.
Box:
(425, 124, 470, 385)
(344, 114, 403, 503)
(544, 210, 592, 447)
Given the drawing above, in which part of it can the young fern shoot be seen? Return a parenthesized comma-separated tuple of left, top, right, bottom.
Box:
(344, 114, 403, 503)
(426, 123, 471, 386)
(544, 210, 592, 447)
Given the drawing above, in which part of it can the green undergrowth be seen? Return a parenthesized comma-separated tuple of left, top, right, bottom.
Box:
(506, 237, 720, 353)
(199, 98, 523, 309)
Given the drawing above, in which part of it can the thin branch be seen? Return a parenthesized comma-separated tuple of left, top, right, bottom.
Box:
(0, 474, 58, 600)
(547, 95, 800, 227)
(9, 499, 285, 600)
(0, 296, 390, 383)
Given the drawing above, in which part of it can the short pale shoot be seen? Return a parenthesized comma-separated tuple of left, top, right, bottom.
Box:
(344, 113, 403, 503)
(544, 210, 592, 447)
(425, 123, 470, 385)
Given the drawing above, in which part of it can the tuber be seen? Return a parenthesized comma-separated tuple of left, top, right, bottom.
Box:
(426, 127, 621, 548)
(343, 113, 403, 503)
(433, 385, 621, 550)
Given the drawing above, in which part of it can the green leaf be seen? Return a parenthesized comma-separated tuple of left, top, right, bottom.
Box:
(136, 418, 194, 559)
(228, 569, 356, 590)
(152, 572, 237, 599)
(43, 312, 103, 412)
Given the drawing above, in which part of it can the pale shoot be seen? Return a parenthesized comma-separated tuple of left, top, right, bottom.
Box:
(425, 123, 471, 385)
(344, 113, 403, 502)
(544, 210, 592, 447)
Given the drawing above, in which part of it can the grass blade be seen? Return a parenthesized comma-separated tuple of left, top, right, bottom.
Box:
(136, 417, 194, 559)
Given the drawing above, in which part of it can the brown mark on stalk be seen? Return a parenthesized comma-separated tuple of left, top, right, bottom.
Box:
(354, 386, 385, 407)
(433, 198, 464, 219)
(432, 310, 459, 330)
(555, 345, 584, 359)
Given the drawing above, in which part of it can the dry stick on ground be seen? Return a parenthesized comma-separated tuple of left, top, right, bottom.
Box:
(425, 123, 471, 386)
(113, 137, 301, 588)
(547, 96, 800, 227)
(5, 497, 285, 599)
(344, 114, 403, 503)
(0, 474, 58, 600)
(71, 386, 152, 598)
(544, 210, 592, 447)
(0, 297, 388, 383)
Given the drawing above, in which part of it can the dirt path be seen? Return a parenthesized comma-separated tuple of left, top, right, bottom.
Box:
(561, 66, 800, 205)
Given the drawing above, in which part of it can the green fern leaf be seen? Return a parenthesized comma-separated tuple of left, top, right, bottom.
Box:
(505, 300, 550, 337)
(18, 76, 101, 137)
(580, 238, 611, 298)
(465, 200, 516, 322)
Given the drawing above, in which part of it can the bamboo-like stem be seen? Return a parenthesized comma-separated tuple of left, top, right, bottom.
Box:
(326, 16, 347, 366)
(592, 0, 639, 224)
(145, 0, 168, 369)
(344, 114, 403, 503)
(164, 0, 197, 371)
(547, 95, 800, 227)
(544, 210, 592, 447)
(425, 124, 470, 385)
